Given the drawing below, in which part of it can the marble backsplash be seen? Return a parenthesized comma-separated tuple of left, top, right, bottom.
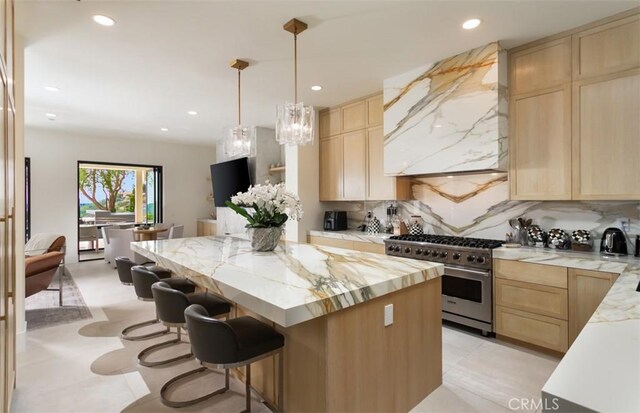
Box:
(321, 173, 640, 249)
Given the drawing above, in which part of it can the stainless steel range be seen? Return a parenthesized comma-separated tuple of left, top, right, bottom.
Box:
(384, 234, 503, 336)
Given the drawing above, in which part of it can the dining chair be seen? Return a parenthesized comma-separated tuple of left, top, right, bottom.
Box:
(168, 225, 184, 239)
(155, 223, 174, 240)
(108, 228, 147, 268)
(101, 226, 114, 264)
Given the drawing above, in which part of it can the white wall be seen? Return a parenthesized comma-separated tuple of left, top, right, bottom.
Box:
(25, 127, 216, 263)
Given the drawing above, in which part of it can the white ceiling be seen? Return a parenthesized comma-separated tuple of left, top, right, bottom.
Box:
(18, 0, 638, 146)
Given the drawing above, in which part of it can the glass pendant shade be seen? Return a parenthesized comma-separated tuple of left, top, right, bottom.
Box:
(224, 125, 256, 158)
(275, 101, 314, 146)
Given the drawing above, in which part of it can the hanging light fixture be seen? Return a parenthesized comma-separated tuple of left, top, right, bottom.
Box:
(224, 59, 256, 158)
(276, 18, 315, 146)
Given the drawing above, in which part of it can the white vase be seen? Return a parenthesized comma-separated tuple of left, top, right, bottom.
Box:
(249, 227, 283, 252)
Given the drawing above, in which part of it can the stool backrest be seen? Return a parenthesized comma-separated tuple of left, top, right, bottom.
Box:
(185, 304, 239, 364)
(131, 265, 160, 300)
(151, 282, 191, 324)
(115, 256, 135, 284)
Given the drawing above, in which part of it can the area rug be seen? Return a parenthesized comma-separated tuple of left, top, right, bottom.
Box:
(25, 267, 93, 331)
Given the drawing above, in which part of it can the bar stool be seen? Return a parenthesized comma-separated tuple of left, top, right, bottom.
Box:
(161, 304, 285, 411)
(126, 265, 196, 353)
(148, 281, 231, 372)
(118, 258, 177, 341)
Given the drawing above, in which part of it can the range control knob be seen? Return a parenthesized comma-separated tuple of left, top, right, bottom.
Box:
(439, 251, 448, 258)
(476, 256, 486, 264)
(424, 249, 431, 256)
(393, 246, 401, 252)
(388, 245, 395, 251)
(467, 255, 477, 263)
(431, 250, 439, 258)
(404, 247, 412, 254)
(452, 253, 461, 260)
(416, 248, 423, 255)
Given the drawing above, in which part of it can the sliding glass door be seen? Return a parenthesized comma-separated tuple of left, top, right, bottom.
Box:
(77, 161, 163, 262)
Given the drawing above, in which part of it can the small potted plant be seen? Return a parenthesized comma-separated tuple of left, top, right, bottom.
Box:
(226, 182, 303, 251)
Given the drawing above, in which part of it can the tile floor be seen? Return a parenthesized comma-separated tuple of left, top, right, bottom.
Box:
(11, 260, 560, 413)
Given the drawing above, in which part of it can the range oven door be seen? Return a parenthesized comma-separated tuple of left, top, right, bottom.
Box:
(441, 266, 492, 325)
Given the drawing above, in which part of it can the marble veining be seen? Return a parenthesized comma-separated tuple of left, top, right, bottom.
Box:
(383, 42, 507, 175)
(131, 236, 443, 327)
(308, 230, 391, 244)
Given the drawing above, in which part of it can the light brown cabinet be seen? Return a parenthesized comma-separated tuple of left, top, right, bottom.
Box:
(572, 70, 640, 199)
(196, 219, 217, 236)
(307, 235, 386, 255)
(508, 10, 640, 201)
(568, 268, 618, 344)
(319, 93, 411, 201)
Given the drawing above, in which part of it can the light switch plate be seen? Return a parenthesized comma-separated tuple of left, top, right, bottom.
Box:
(384, 304, 394, 326)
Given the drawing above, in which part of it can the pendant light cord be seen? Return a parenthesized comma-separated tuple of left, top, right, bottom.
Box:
(237, 69, 241, 125)
(294, 33, 298, 104)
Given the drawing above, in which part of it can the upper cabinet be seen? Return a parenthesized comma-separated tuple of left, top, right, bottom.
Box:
(319, 94, 411, 202)
(383, 42, 508, 176)
(509, 9, 640, 201)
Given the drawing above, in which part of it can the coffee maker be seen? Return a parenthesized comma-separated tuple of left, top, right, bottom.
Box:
(600, 227, 628, 256)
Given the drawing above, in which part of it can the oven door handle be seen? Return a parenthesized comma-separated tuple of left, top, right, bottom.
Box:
(444, 266, 490, 278)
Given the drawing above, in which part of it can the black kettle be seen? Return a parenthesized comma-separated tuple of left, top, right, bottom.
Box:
(600, 227, 628, 256)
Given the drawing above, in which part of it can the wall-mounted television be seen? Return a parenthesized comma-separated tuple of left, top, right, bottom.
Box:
(210, 157, 252, 207)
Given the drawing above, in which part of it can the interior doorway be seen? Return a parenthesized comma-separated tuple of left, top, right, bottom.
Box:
(77, 161, 163, 262)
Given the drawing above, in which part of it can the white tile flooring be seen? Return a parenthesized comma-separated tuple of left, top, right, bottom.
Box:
(11, 260, 560, 413)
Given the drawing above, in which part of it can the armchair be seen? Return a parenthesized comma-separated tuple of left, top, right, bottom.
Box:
(24, 234, 66, 305)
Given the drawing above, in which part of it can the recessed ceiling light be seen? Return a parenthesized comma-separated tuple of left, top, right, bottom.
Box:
(160, 128, 169, 132)
(44, 86, 59, 92)
(93, 15, 116, 27)
(311, 85, 323, 91)
(447, 175, 454, 179)
(45, 113, 57, 120)
(434, 124, 442, 128)
(187, 111, 198, 116)
(462, 18, 481, 30)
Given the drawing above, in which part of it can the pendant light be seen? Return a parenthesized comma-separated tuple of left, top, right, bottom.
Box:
(223, 59, 256, 158)
(275, 18, 315, 146)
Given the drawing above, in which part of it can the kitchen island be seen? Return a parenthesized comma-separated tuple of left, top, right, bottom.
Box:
(132, 235, 444, 412)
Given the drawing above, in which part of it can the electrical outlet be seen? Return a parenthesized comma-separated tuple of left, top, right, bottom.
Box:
(384, 304, 394, 326)
(621, 218, 632, 232)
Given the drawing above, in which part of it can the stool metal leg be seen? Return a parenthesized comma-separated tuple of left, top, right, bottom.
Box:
(121, 318, 170, 341)
(137, 327, 193, 367)
(160, 367, 229, 408)
(243, 364, 251, 413)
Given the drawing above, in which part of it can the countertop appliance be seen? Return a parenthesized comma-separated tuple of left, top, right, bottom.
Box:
(323, 211, 347, 231)
(384, 234, 503, 336)
(600, 227, 628, 256)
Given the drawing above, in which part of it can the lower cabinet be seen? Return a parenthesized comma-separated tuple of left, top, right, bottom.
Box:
(307, 235, 385, 255)
(494, 259, 618, 353)
(568, 268, 618, 344)
(196, 219, 217, 236)
(495, 306, 569, 352)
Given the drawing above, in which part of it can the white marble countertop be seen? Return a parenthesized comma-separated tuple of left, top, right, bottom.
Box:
(493, 246, 640, 412)
(131, 236, 443, 328)
(308, 229, 392, 245)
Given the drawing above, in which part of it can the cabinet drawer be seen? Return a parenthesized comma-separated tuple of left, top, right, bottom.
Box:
(307, 236, 354, 250)
(496, 278, 568, 320)
(496, 305, 568, 352)
(352, 241, 385, 255)
(494, 259, 567, 289)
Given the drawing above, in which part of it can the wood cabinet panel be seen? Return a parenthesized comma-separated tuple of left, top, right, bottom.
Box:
(196, 220, 216, 236)
(319, 108, 341, 139)
(366, 94, 383, 127)
(496, 305, 568, 352)
(496, 278, 568, 320)
(572, 70, 640, 199)
(307, 235, 354, 250)
(573, 15, 640, 79)
(342, 130, 366, 200)
(494, 259, 568, 289)
(568, 268, 618, 344)
(510, 37, 572, 95)
(341, 101, 366, 132)
(319, 136, 343, 201)
(510, 86, 572, 200)
(352, 241, 385, 255)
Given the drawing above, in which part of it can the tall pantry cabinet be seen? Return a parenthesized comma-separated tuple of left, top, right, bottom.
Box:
(0, 0, 17, 410)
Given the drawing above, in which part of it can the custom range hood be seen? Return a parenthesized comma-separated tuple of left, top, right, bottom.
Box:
(383, 42, 507, 176)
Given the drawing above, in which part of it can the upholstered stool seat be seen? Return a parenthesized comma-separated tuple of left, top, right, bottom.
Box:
(145, 265, 172, 279)
(160, 304, 285, 411)
(142, 282, 231, 369)
(131, 265, 195, 301)
(115, 256, 156, 285)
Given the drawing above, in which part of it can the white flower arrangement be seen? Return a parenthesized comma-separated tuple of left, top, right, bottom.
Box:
(226, 182, 303, 228)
